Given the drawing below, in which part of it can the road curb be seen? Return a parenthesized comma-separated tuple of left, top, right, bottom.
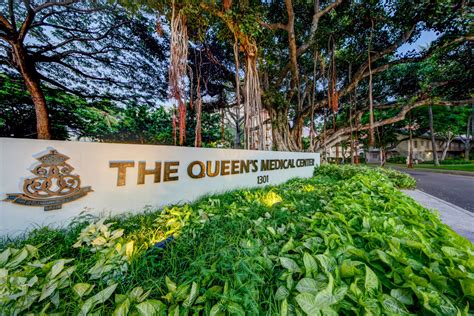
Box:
(402, 189, 474, 217)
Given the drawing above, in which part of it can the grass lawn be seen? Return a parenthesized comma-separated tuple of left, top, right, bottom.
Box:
(1, 165, 473, 315)
(385, 162, 474, 173)
(415, 163, 474, 172)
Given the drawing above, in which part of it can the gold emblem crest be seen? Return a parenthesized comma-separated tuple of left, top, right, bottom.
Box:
(4, 149, 93, 211)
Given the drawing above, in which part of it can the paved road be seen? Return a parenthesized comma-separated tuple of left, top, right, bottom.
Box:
(394, 168, 474, 213)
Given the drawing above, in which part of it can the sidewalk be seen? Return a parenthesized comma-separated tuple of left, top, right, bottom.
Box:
(402, 189, 474, 242)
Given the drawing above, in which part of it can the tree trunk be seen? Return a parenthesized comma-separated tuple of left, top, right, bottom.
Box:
(234, 106, 242, 148)
(367, 20, 375, 147)
(13, 44, 51, 139)
(290, 115, 304, 150)
(220, 108, 225, 144)
(233, 36, 242, 149)
(380, 148, 385, 167)
(408, 122, 413, 168)
(270, 106, 298, 151)
(465, 112, 472, 161)
(428, 105, 439, 166)
(441, 137, 452, 161)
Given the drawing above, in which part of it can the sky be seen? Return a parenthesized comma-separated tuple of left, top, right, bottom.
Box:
(397, 30, 439, 54)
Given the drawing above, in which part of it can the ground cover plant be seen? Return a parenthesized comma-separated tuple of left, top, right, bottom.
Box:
(1, 166, 473, 315)
(314, 164, 417, 189)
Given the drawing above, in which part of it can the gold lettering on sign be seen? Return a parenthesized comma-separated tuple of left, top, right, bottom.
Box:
(164, 161, 179, 181)
(221, 160, 230, 176)
(231, 160, 239, 175)
(188, 161, 205, 179)
(110, 161, 135, 186)
(108, 157, 315, 185)
(206, 161, 220, 177)
(137, 161, 162, 184)
(240, 160, 250, 173)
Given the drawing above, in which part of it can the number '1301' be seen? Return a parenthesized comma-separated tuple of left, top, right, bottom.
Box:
(257, 175, 269, 184)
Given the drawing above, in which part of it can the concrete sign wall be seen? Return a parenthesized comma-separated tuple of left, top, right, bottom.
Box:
(0, 138, 320, 236)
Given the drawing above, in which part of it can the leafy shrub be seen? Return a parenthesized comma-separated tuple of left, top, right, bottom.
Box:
(387, 155, 407, 164)
(2, 168, 472, 314)
(314, 164, 416, 189)
(0, 245, 76, 313)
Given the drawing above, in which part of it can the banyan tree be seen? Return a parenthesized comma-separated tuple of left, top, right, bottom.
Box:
(128, 0, 472, 153)
(165, 1, 270, 150)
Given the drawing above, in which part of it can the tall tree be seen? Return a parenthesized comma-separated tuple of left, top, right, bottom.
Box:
(0, 0, 167, 139)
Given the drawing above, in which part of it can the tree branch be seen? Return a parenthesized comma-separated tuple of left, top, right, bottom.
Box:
(38, 73, 122, 100)
(260, 21, 286, 31)
(33, 21, 125, 55)
(52, 60, 122, 84)
(8, 0, 16, 32)
(275, 0, 343, 86)
(0, 13, 14, 35)
(320, 98, 474, 148)
(337, 34, 472, 104)
(32, 0, 77, 13)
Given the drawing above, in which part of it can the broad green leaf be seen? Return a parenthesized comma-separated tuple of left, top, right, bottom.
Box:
(50, 259, 66, 279)
(390, 288, 413, 305)
(280, 257, 301, 273)
(321, 307, 338, 316)
(183, 282, 198, 308)
(267, 227, 276, 235)
(315, 254, 334, 273)
(362, 297, 381, 315)
(280, 299, 289, 316)
(303, 253, 318, 274)
(91, 236, 107, 247)
(115, 294, 127, 305)
(130, 286, 145, 301)
(287, 273, 295, 290)
(0, 248, 12, 266)
(210, 303, 222, 316)
(380, 294, 409, 314)
(6, 248, 28, 268)
(364, 266, 379, 295)
(333, 285, 348, 303)
(313, 275, 335, 308)
(175, 284, 190, 301)
(73, 283, 95, 298)
(165, 276, 177, 293)
(39, 281, 59, 301)
(227, 302, 245, 315)
(80, 283, 117, 315)
(340, 260, 357, 278)
(441, 247, 467, 260)
(27, 275, 39, 287)
(281, 238, 295, 253)
(169, 304, 179, 316)
(295, 278, 319, 294)
(295, 292, 319, 315)
(112, 297, 131, 316)
(125, 241, 134, 260)
(136, 299, 165, 315)
(275, 286, 290, 300)
(460, 278, 474, 296)
(51, 291, 60, 307)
